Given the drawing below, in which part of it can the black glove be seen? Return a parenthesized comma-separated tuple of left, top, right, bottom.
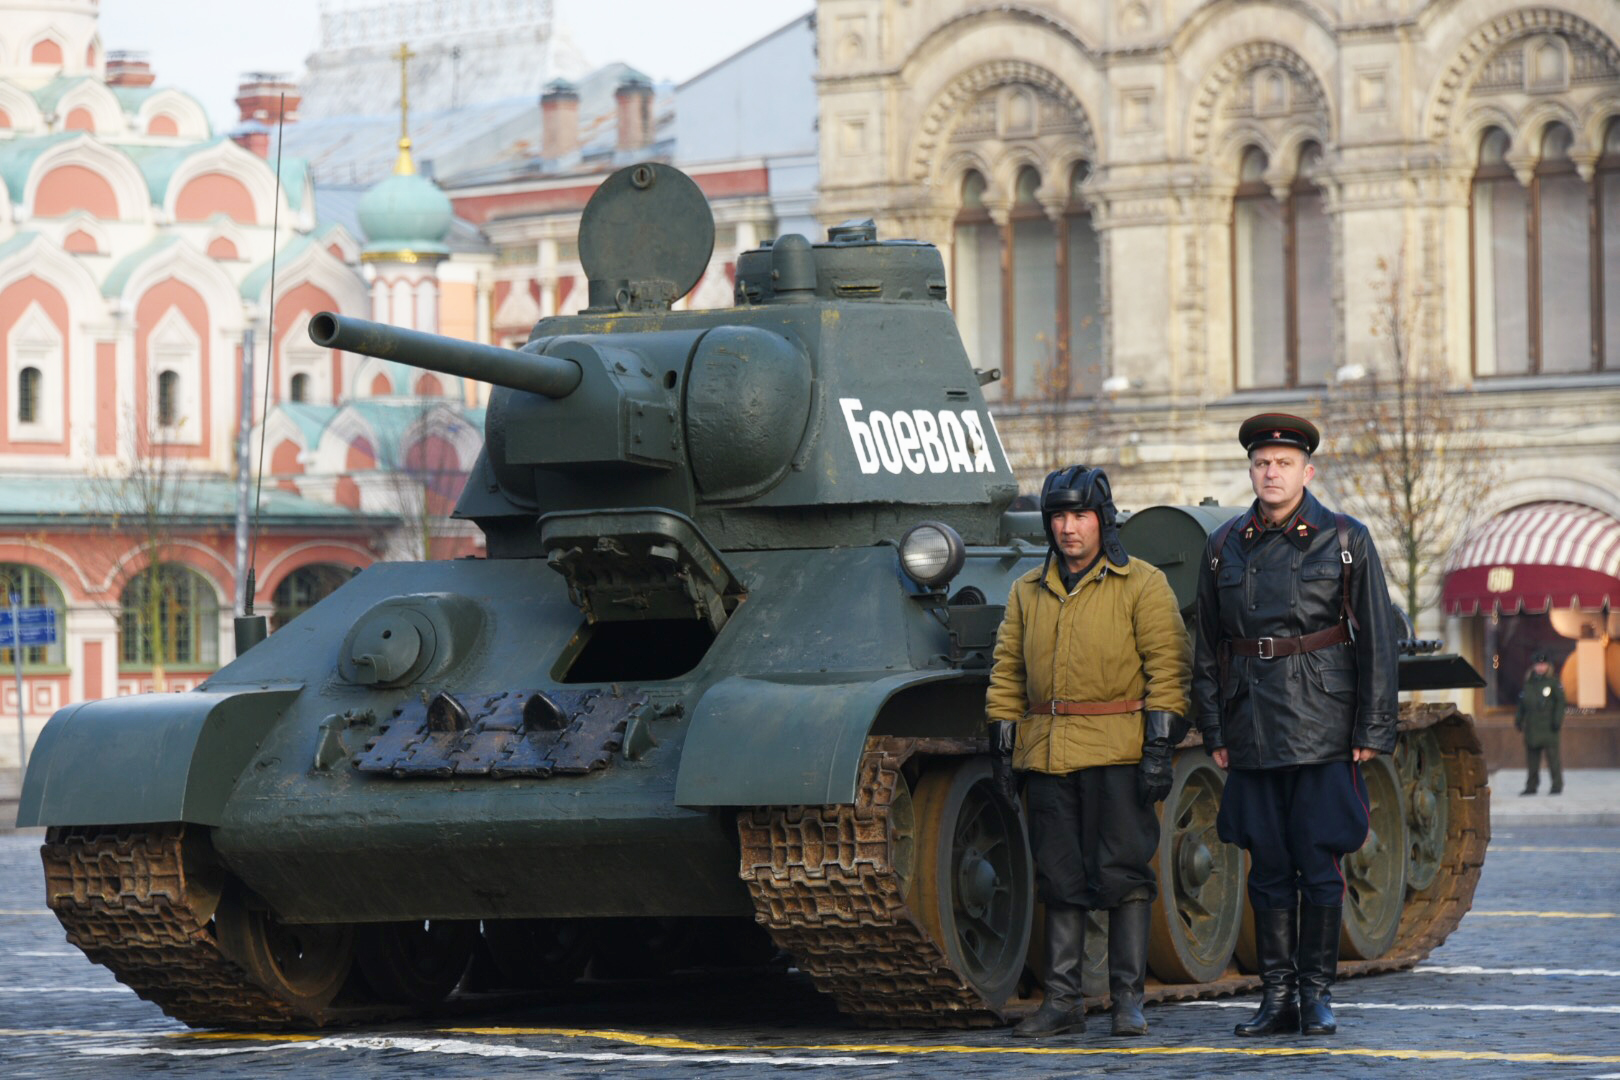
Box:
(988, 720, 1020, 809)
(1137, 710, 1178, 806)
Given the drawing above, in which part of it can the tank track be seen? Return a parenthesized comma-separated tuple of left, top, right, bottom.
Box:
(738, 737, 1002, 1027)
(39, 824, 405, 1030)
(740, 706, 1489, 1024)
(37, 709, 1485, 1032)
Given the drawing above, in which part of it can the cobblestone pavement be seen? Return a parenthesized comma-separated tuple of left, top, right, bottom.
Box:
(2, 826, 1618, 1079)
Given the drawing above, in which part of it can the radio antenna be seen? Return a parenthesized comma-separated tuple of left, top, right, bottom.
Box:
(233, 94, 287, 655)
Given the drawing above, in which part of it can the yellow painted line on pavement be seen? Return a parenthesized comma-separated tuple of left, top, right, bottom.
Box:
(1469, 910, 1617, 918)
(442, 1028, 1620, 1066)
(3, 1025, 1619, 1066)
(0, 910, 54, 916)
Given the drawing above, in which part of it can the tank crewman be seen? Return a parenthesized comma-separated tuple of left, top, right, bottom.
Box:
(987, 465, 1190, 1038)
(1191, 414, 1397, 1038)
(1517, 652, 1566, 796)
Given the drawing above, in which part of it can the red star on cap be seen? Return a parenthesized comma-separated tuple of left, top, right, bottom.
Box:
(1273, 430, 1282, 439)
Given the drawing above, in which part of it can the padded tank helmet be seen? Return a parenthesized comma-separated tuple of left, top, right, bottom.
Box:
(1039, 464, 1128, 567)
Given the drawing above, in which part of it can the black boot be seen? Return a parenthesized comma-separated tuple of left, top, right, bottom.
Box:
(1234, 906, 1298, 1037)
(1014, 905, 1087, 1037)
(1108, 899, 1150, 1036)
(1297, 903, 1342, 1036)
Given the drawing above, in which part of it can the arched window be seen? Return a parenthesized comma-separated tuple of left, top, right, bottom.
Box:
(157, 370, 179, 426)
(1064, 161, 1103, 398)
(1471, 128, 1528, 375)
(1602, 119, 1620, 368)
(1537, 124, 1588, 374)
(17, 367, 41, 424)
(949, 160, 1100, 401)
(290, 372, 309, 403)
(1473, 123, 1614, 375)
(0, 563, 67, 668)
(1291, 143, 1333, 385)
(952, 170, 1001, 398)
(1233, 147, 1286, 387)
(1232, 143, 1332, 388)
(271, 563, 354, 629)
(1010, 166, 1057, 399)
(120, 564, 218, 668)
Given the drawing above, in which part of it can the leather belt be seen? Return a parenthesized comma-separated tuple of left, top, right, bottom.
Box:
(1026, 698, 1145, 716)
(1225, 623, 1351, 660)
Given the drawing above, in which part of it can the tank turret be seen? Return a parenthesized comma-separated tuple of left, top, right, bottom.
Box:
(308, 163, 1016, 557)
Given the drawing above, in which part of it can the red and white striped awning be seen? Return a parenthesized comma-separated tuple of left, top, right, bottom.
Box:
(1443, 501, 1620, 615)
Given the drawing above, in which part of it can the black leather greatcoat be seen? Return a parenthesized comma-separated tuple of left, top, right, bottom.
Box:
(1191, 490, 1398, 768)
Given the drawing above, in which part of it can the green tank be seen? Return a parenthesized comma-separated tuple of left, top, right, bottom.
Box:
(17, 163, 1489, 1030)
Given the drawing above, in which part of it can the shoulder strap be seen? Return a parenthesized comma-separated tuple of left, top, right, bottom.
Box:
(1335, 513, 1360, 634)
(1209, 514, 1243, 573)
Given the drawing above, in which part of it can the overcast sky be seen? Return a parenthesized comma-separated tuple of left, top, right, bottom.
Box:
(96, 0, 811, 133)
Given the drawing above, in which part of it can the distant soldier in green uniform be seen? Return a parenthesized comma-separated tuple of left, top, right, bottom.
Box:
(1517, 652, 1565, 796)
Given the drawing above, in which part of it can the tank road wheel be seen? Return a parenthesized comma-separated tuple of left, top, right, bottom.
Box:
(1147, 750, 1244, 984)
(215, 893, 354, 1012)
(1341, 755, 1409, 960)
(911, 758, 1034, 1005)
(1394, 729, 1450, 893)
(481, 918, 597, 989)
(355, 920, 477, 1005)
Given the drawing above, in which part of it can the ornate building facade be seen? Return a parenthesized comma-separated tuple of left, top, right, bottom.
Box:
(0, 1, 485, 769)
(815, 0, 1620, 757)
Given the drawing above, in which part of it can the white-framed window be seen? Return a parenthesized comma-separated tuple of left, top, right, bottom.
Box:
(7, 301, 64, 442)
(282, 313, 330, 404)
(149, 308, 201, 443)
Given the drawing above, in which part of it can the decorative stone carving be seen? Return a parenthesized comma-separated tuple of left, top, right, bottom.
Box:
(1427, 9, 1620, 139)
(911, 60, 1096, 182)
(1192, 41, 1331, 158)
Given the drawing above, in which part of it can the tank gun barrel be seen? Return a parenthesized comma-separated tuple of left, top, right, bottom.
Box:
(308, 312, 581, 398)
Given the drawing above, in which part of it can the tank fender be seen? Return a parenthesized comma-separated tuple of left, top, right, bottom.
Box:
(675, 669, 976, 807)
(16, 684, 302, 828)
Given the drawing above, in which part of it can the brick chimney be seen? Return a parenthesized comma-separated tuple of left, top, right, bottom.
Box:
(615, 76, 653, 151)
(105, 50, 156, 88)
(232, 73, 301, 157)
(540, 79, 579, 160)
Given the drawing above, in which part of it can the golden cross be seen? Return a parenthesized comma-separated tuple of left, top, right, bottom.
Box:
(393, 41, 417, 175)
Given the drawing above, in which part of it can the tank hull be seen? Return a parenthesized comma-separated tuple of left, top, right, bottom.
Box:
(146, 544, 990, 923)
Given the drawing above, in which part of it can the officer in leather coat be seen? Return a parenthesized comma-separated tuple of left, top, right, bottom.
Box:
(1191, 414, 1398, 1039)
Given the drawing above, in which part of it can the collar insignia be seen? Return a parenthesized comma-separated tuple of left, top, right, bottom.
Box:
(1285, 514, 1318, 550)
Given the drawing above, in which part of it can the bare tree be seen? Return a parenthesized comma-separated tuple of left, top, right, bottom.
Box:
(85, 409, 192, 691)
(1318, 248, 1500, 624)
(1033, 320, 1110, 476)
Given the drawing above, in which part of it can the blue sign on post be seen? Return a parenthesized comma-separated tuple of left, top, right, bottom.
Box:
(0, 606, 57, 647)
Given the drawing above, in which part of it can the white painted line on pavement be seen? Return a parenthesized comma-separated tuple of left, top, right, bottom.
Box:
(1469, 911, 1617, 918)
(1490, 846, 1620, 854)
(0, 986, 130, 994)
(14, 951, 78, 957)
(1414, 965, 1620, 977)
(80, 1034, 898, 1066)
(1178, 1002, 1620, 1014)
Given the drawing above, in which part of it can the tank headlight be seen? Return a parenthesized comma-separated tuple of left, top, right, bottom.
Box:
(899, 521, 966, 591)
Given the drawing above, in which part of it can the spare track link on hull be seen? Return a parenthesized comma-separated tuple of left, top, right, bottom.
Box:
(741, 708, 1488, 1025)
(39, 825, 396, 1031)
(738, 737, 1005, 1027)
